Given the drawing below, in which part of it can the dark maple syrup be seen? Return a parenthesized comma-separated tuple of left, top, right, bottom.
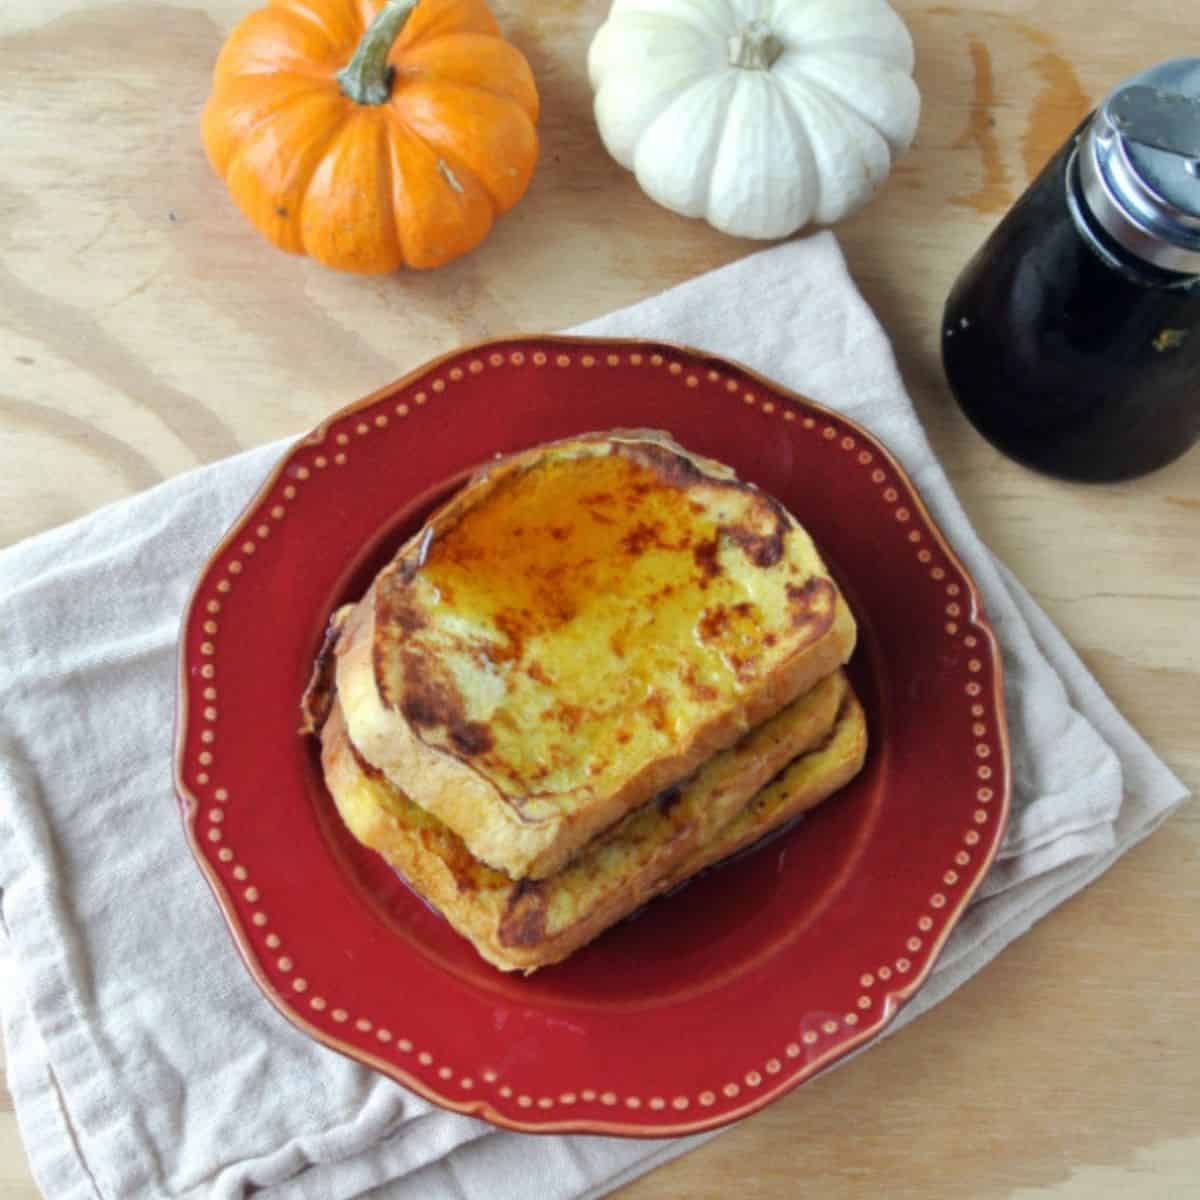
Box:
(943, 61, 1200, 482)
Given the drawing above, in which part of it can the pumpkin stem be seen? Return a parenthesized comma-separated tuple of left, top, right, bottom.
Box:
(728, 20, 784, 70)
(337, 0, 419, 106)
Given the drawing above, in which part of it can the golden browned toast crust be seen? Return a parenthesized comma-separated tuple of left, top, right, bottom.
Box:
(320, 674, 866, 973)
(332, 431, 857, 880)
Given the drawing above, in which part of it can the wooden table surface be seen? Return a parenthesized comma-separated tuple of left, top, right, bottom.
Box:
(2, 1, 1197, 1196)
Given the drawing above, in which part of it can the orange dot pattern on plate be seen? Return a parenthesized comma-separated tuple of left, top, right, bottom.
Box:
(182, 343, 1002, 1125)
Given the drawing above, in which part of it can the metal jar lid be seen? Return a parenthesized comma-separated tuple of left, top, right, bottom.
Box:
(1077, 57, 1200, 275)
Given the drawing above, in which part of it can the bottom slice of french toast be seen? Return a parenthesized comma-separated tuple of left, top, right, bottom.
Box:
(320, 672, 866, 973)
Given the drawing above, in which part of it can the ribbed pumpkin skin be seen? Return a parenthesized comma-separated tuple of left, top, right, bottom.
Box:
(202, 0, 540, 273)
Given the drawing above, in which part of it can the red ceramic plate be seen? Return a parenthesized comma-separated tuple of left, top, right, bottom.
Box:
(176, 336, 1009, 1137)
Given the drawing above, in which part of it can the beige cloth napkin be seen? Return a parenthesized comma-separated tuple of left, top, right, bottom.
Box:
(0, 233, 1188, 1199)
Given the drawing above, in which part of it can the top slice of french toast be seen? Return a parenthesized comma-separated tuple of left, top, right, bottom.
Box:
(333, 430, 856, 879)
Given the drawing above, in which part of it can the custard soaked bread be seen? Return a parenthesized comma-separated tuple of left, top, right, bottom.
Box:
(334, 431, 857, 880)
(321, 673, 866, 973)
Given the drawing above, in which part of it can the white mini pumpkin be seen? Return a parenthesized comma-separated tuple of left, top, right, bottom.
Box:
(587, 0, 921, 238)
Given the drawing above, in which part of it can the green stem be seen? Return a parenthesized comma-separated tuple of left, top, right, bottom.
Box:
(728, 20, 784, 70)
(336, 0, 419, 106)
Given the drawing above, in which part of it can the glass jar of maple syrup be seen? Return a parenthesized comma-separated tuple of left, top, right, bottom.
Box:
(942, 59, 1200, 482)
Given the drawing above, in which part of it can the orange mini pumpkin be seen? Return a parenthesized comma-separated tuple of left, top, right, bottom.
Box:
(201, 0, 539, 273)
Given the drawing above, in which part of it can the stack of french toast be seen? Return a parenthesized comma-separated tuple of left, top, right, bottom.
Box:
(303, 430, 867, 973)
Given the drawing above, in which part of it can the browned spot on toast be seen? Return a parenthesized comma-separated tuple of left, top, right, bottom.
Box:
(544, 699, 585, 734)
(693, 536, 720, 581)
(525, 659, 553, 685)
(299, 608, 350, 735)
(786, 578, 835, 628)
(643, 689, 670, 732)
(680, 663, 718, 703)
(697, 601, 755, 643)
(499, 878, 548, 947)
(376, 572, 430, 635)
(621, 519, 666, 555)
(397, 648, 494, 758)
(494, 608, 532, 663)
(618, 440, 707, 488)
(719, 518, 785, 568)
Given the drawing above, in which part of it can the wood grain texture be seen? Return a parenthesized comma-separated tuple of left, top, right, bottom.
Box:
(1, 0, 1196, 1196)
